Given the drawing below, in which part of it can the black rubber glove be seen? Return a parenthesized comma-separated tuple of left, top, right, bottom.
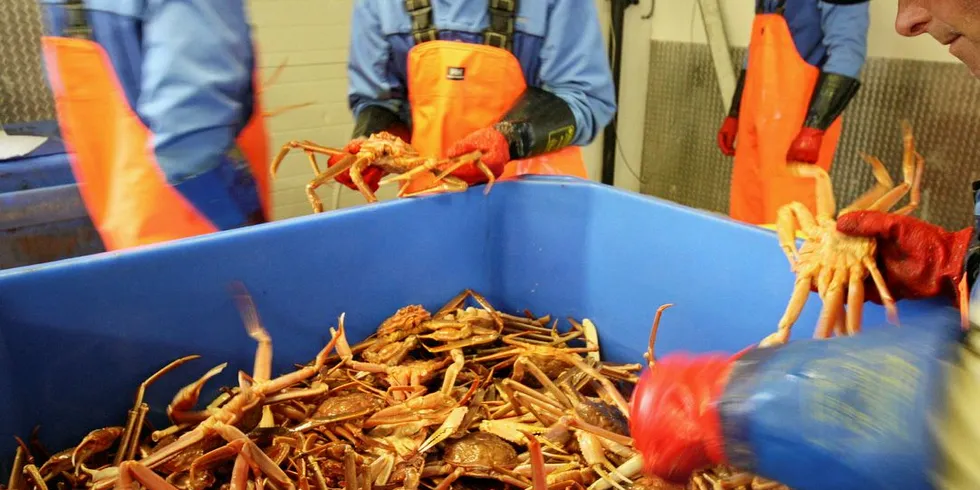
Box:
(786, 72, 861, 163)
(718, 70, 747, 156)
(802, 71, 862, 131)
(492, 87, 578, 160)
(728, 69, 748, 119)
(352, 105, 411, 142)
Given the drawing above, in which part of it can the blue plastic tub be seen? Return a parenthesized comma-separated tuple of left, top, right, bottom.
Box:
(0, 121, 105, 269)
(0, 177, 952, 474)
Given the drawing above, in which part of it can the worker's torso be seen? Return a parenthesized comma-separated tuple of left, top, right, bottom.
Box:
(363, 0, 551, 87)
(47, 0, 259, 173)
(756, 0, 835, 69)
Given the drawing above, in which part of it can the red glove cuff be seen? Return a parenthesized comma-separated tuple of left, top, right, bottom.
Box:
(787, 127, 825, 164)
(629, 353, 735, 482)
(446, 127, 511, 184)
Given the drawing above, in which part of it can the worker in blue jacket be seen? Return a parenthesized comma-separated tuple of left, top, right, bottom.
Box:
(631, 193, 979, 490)
(630, 4, 980, 487)
(39, 0, 271, 250)
(719, 0, 870, 226)
(323, 0, 617, 201)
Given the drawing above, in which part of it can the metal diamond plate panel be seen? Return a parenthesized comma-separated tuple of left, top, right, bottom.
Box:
(641, 41, 980, 231)
(0, 0, 56, 124)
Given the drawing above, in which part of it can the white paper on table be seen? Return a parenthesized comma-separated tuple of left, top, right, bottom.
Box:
(0, 133, 49, 161)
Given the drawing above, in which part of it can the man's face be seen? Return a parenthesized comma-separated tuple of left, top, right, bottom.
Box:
(896, 0, 980, 77)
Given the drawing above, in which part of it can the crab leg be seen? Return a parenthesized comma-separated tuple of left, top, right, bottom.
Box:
(72, 427, 124, 473)
(513, 358, 572, 407)
(22, 464, 47, 490)
(815, 267, 846, 339)
(440, 349, 466, 396)
(380, 151, 482, 186)
(418, 407, 469, 453)
(868, 179, 912, 213)
(788, 164, 836, 218)
(230, 454, 250, 490)
(232, 283, 275, 427)
(305, 152, 323, 176)
(167, 363, 228, 424)
(398, 175, 469, 198)
(775, 202, 817, 267)
(270, 141, 346, 179)
(846, 266, 865, 335)
(587, 455, 642, 490)
(644, 304, 672, 368)
(840, 153, 895, 214)
(863, 257, 898, 324)
(431, 468, 465, 490)
(869, 121, 922, 213)
(834, 296, 847, 338)
(519, 431, 548, 490)
(764, 272, 813, 347)
(893, 152, 925, 216)
(306, 154, 357, 211)
(433, 152, 485, 181)
(116, 461, 180, 490)
(433, 152, 494, 194)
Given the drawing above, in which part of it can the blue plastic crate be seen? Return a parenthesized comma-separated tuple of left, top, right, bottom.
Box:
(0, 177, 953, 472)
(0, 121, 105, 269)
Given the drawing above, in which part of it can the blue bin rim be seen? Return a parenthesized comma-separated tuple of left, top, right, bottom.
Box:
(0, 176, 778, 278)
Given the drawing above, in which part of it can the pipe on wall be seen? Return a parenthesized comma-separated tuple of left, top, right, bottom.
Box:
(600, 0, 639, 186)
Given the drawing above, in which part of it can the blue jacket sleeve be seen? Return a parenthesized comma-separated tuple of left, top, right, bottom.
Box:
(816, 2, 869, 78)
(347, 0, 407, 121)
(719, 313, 964, 490)
(139, 0, 261, 228)
(538, 0, 617, 147)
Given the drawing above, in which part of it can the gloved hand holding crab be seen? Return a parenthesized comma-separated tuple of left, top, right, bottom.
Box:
(269, 85, 593, 211)
(628, 127, 980, 490)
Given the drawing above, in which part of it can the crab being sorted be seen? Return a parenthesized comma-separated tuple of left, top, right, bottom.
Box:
(762, 120, 925, 347)
(269, 132, 488, 211)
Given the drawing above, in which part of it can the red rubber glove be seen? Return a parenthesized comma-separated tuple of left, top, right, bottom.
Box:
(328, 139, 383, 192)
(717, 117, 739, 156)
(445, 127, 511, 184)
(836, 211, 973, 303)
(629, 353, 735, 483)
(786, 127, 825, 164)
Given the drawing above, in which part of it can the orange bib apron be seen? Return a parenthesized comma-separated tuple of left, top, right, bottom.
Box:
(729, 13, 843, 225)
(400, 39, 588, 194)
(40, 36, 270, 251)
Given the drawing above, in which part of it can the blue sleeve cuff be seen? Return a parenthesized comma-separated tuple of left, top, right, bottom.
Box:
(170, 153, 262, 231)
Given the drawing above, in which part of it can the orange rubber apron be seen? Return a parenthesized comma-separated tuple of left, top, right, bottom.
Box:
(401, 41, 587, 194)
(40, 36, 271, 251)
(729, 13, 843, 225)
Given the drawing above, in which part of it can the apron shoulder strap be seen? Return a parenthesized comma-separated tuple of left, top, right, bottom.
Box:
(403, 0, 518, 52)
(405, 0, 438, 44)
(63, 0, 94, 39)
(755, 0, 786, 15)
(484, 0, 517, 52)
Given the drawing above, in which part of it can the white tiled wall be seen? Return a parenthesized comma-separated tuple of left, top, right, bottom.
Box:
(249, 0, 610, 221)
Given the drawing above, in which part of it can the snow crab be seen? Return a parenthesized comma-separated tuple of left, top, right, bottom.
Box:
(763, 121, 925, 346)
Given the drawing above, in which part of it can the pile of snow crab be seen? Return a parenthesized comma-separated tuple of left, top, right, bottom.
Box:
(5, 289, 788, 490)
(270, 132, 492, 211)
(763, 121, 926, 347)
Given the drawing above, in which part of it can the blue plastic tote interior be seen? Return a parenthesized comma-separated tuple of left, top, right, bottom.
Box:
(0, 177, 952, 473)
